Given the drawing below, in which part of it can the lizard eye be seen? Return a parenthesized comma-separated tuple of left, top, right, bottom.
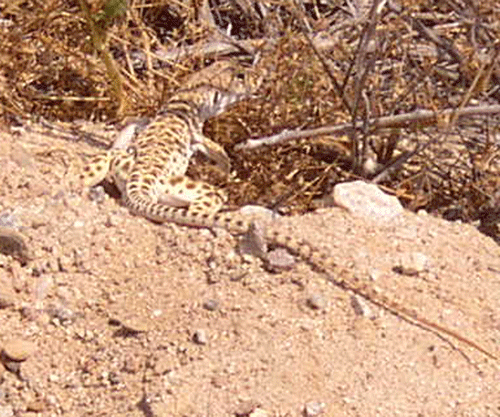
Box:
(126, 145, 137, 156)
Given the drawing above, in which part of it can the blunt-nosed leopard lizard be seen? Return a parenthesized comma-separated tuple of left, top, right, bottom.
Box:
(80, 84, 497, 362)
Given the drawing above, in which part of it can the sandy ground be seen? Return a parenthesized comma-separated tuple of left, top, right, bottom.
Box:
(0, 125, 499, 417)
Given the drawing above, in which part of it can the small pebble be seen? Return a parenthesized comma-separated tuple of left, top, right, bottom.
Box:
(266, 248, 296, 271)
(72, 220, 86, 229)
(26, 400, 45, 412)
(0, 211, 17, 228)
(368, 269, 382, 281)
(350, 295, 374, 319)
(193, 329, 208, 345)
(249, 408, 269, 417)
(304, 401, 326, 416)
(108, 371, 120, 385)
(203, 299, 219, 311)
(239, 221, 268, 259)
(0, 226, 31, 264)
(105, 214, 120, 228)
(88, 186, 107, 203)
(0, 287, 16, 309)
(48, 374, 59, 383)
(306, 294, 327, 310)
(2, 339, 36, 362)
(112, 313, 150, 334)
(46, 304, 76, 326)
(394, 252, 429, 276)
(2, 360, 20, 375)
(0, 405, 14, 417)
(234, 399, 260, 416)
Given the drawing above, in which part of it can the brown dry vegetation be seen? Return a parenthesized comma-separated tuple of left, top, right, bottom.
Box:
(1, 2, 500, 416)
(1, 0, 500, 230)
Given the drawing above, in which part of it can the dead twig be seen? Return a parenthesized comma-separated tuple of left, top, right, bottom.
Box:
(235, 104, 500, 151)
(348, 0, 386, 172)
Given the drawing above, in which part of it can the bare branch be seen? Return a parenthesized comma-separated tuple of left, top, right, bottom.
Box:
(235, 104, 500, 151)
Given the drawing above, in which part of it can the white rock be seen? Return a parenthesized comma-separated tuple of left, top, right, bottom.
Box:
(333, 181, 403, 222)
(304, 401, 326, 416)
(395, 252, 429, 275)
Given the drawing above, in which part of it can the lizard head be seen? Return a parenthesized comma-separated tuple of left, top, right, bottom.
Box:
(166, 85, 248, 122)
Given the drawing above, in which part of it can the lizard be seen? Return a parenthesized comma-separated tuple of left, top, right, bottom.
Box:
(79, 80, 498, 363)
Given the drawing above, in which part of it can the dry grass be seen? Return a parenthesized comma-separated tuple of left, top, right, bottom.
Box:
(1, 0, 500, 236)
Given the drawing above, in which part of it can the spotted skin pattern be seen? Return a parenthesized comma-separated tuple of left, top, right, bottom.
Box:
(79, 85, 497, 362)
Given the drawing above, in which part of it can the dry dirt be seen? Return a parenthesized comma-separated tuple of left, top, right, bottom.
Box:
(0, 125, 499, 417)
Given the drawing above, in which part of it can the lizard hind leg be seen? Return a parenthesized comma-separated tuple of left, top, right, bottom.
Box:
(125, 174, 227, 226)
(157, 176, 227, 215)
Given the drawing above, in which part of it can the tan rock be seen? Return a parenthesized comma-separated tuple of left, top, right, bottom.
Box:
(2, 338, 36, 362)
